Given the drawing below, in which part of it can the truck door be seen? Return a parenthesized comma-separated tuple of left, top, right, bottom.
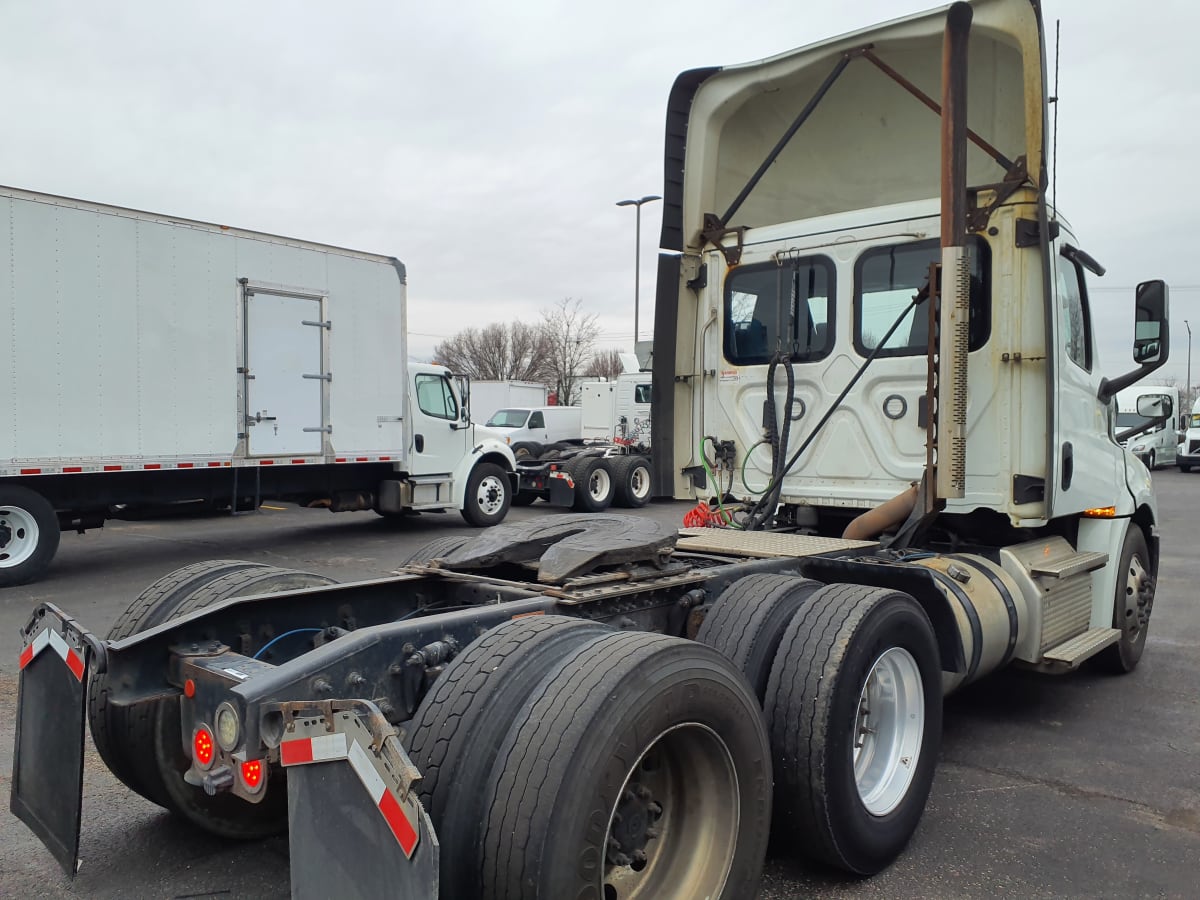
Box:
(1049, 245, 1122, 514)
(408, 372, 467, 476)
(243, 288, 326, 457)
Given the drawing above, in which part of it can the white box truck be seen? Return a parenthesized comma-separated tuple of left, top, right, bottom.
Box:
(467, 381, 549, 424)
(0, 185, 517, 586)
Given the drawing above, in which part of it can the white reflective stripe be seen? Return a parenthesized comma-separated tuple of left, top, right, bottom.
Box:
(310, 732, 348, 762)
(347, 739, 387, 804)
(47, 629, 71, 662)
(29, 628, 51, 660)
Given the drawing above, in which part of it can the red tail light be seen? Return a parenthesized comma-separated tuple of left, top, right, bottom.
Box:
(241, 759, 264, 792)
(193, 726, 215, 769)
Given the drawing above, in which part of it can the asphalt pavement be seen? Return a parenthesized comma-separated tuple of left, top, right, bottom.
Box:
(1, 483, 1197, 899)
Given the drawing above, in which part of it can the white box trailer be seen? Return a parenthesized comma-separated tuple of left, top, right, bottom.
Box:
(467, 380, 548, 424)
(0, 186, 517, 586)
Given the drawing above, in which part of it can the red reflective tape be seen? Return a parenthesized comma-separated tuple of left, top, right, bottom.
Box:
(18, 643, 33, 669)
(178, 462, 194, 469)
(143, 464, 161, 470)
(65, 649, 85, 681)
(104, 465, 122, 471)
(291, 459, 306, 465)
(355, 457, 369, 462)
(63, 466, 82, 473)
(379, 456, 391, 461)
(20, 468, 41, 475)
(260, 459, 274, 466)
(335, 458, 347, 463)
(280, 739, 314, 766)
(208, 461, 222, 467)
(378, 789, 418, 855)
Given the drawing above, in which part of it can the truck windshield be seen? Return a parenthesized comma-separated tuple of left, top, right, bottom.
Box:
(1116, 413, 1157, 430)
(486, 409, 530, 428)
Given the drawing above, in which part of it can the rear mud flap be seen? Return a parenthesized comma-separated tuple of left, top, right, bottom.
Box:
(10, 603, 105, 876)
(278, 703, 439, 900)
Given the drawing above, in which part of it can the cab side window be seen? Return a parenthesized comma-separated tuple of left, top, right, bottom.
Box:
(529, 411, 545, 428)
(415, 374, 458, 420)
(1057, 256, 1092, 371)
(635, 384, 651, 404)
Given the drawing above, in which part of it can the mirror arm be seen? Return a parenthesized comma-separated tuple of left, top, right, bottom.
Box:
(1114, 414, 1170, 444)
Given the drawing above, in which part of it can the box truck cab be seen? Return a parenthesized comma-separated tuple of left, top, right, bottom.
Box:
(1115, 385, 1180, 470)
(484, 406, 583, 451)
(1177, 396, 1200, 472)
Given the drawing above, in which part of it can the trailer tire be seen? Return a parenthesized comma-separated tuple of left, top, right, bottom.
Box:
(613, 455, 653, 508)
(696, 573, 822, 700)
(461, 462, 512, 527)
(405, 616, 610, 898)
(1093, 526, 1153, 674)
(480, 632, 771, 900)
(0, 485, 60, 587)
(396, 534, 472, 566)
(510, 441, 543, 460)
(764, 583, 941, 875)
(89, 562, 335, 834)
(567, 456, 614, 512)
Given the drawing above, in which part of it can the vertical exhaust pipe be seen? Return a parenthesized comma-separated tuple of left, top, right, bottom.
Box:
(935, 2, 973, 501)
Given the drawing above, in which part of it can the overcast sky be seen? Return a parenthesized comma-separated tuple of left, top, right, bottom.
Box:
(3, 1, 1197, 385)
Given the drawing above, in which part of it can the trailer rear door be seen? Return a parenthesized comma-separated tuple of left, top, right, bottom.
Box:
(244, 289, 326, 456)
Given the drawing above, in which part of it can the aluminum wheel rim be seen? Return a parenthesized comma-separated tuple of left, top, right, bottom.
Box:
(603, 722, 738, 899)
(853, 647, 924, 817)
(0, 505, 40, 568)
(475, 475, 506, 516)
(589, 467, 612, 501)
(629, 465, 651, 500)
(1123, 552, 1152, 637)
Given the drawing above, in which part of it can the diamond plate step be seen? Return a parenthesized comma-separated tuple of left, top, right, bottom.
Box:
(1030, 550, 1108, 579)
(676, 528, 877, 558)
(1042, 627, 1120, 666)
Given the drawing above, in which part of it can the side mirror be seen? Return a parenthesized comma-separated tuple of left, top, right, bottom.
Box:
(1097, 280, 1170, 404)
(1133, 281, 1168, 364)
(1136, 394, 1172, 419)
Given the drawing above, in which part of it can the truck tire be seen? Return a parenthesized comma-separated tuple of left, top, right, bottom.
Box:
(1093, 526, 1153, 674)
(1180, 464, 1192, 473)
(405, 616, 611, 898)
(764, 583, 941, 875)
(567, 456, 614, 512)
(462, 462, 512, 527)
(696, 573, 822, 700)
(480, 631, 772, 900)
(0, 485, 61, 587)
(613, 455, 653, 508)
(510, 441, 543, 461)
(396, 534, 472, 566)
(89, 562, 335, 837)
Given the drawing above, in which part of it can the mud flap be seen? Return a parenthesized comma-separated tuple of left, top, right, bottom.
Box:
(10, 603, 104, 877)
(278, 703, 439, 900)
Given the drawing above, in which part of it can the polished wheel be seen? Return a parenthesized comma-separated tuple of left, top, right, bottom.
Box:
(852, 647, 924, 817)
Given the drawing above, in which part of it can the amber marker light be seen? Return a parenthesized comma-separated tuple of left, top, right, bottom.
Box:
(1082, 506, 1117, 518)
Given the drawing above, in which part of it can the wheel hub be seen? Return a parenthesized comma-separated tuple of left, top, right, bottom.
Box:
(852, 646, 924, 817)
(1125, 556, 1154, 635)
(607, 782, 662, 865)
(0, 506, 39, 567)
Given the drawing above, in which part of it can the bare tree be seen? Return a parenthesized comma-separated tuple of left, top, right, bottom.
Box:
(585, 348, 625, 381)
(541, 298, 599, 406)
(433, 321, 549, 381)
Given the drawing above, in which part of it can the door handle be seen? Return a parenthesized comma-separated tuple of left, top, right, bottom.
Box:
(1061, 441, 1074, 491)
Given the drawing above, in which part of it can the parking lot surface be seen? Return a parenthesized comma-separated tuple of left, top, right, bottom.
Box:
(1, 483, 1197, 899)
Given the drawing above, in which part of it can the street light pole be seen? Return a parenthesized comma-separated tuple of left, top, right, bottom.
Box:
(1186, 319, 1192, 409)
(616, 194, 661, 347)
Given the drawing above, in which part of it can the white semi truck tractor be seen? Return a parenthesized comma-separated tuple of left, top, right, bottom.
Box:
(12, 1, 1171, 897)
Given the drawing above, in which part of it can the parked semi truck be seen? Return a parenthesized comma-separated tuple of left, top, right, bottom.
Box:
(1114, 384, 1180, 469)
(13, 1, 1171, 897)
(0, 187, 517, 586)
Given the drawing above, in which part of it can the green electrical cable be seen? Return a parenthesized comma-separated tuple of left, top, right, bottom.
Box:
(740, 438, 770, 497)
(699, 437, 739, 527)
